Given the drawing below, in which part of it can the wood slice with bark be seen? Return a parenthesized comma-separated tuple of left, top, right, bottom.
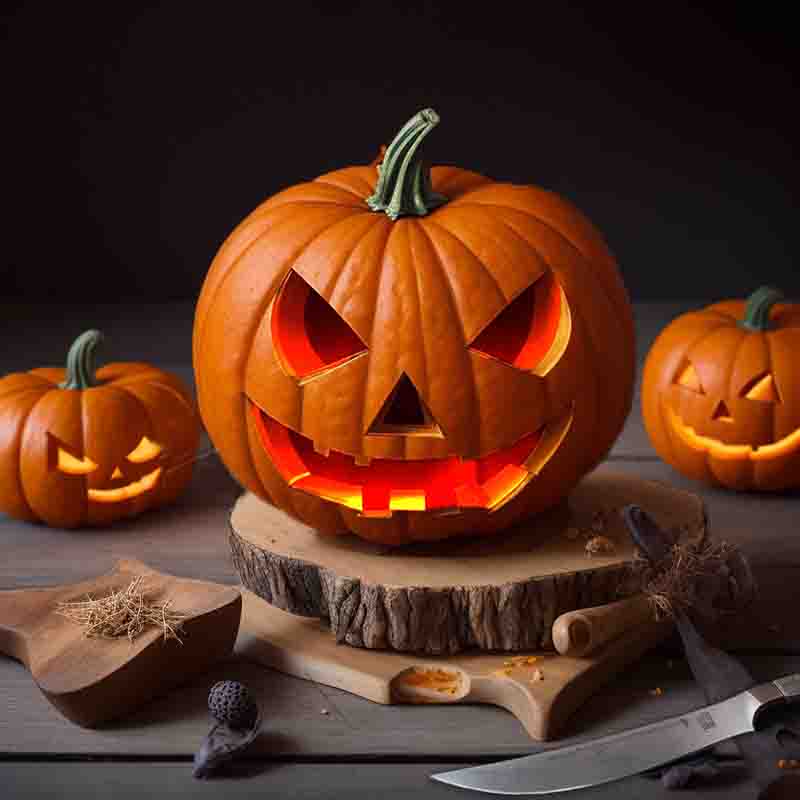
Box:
(229, 468, 706, 655)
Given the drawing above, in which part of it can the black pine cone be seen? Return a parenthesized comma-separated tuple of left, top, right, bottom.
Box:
(208, 680, 258, 729)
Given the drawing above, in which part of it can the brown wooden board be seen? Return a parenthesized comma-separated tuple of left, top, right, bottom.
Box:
(236, 588, 672, 741)
(0, 559, 241, 727)
(230, 468, 707, 654)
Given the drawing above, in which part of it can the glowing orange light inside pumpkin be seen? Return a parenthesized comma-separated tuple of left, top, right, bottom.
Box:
(57, 448, 98, 475)
(88, 467, 163, 503)
(127, 436, 163, 463)
(677, 363, 703, 392)
(742, 373, 779, 403)
(251, 402, 557, 515)
(469, 271, 570, 375)
(271, 271, 367, 380)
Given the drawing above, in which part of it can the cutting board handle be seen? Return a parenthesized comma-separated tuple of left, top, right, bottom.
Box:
(0, 587, 52, 664)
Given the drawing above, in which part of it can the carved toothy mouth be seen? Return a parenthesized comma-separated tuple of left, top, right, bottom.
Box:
(250, 402, 573, 517)
(665, 405, 800, 460)
(87, 468, 163, 503)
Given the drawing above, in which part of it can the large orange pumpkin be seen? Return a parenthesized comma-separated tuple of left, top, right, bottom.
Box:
(0, 330, 200, 527)
(643, 287, 800, 491)
(193, 109, 635, 544)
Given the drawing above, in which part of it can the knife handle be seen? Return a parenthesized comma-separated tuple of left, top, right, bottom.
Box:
(552, 595, 654, 657)
(774, 674, 800, 702)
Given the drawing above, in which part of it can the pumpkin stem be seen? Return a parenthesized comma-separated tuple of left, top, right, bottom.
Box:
(60, 330, 104, 390)
(739, 286, 784, 332)
(367, 108, 448, 220)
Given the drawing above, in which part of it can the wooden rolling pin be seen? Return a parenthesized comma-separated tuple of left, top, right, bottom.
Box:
(552, 594, 657, 657)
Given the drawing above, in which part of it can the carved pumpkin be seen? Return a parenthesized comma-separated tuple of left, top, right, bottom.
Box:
(193, 109, 635, 544)
(0, 330, 201, 527)
(642, 287, 800, 490)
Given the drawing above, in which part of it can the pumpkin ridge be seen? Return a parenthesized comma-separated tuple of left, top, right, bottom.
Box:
(414, 220, 468, 344)
(422, 217, 507, 305)
(0, 374, 53, 402)
(194, 203, 311, 350)
(456, 200, 631, 331)
(194, 203, 357, 371)
(314, 174, 372, 199)
(457, 201, 628, 328)
(297, 213, 389, 304)
(351, 220, 396, 442)
(477, 206, 632, 399)
(4, 387, 46, 520)
(725, 327, 750, 405)
(764, 332, 776, 446)
(565, 298, 606, 475)
(109, 375, 195, 414)
(226, 210, 366, 491)
(412, 220, 486, 459)
(195, 205, 359, 416)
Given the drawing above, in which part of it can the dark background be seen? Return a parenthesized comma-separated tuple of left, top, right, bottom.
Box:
(1, 1, 796, 303)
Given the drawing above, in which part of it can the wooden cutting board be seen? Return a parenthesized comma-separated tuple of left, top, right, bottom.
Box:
(236, 590, 672, 740)
(0, 559, 241, 727)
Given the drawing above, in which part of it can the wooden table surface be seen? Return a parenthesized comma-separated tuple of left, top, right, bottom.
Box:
(1, 301, 798, 799)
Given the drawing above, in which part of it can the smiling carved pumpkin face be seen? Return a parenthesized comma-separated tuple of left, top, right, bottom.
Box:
(643, 287, 800, 491)
(193, 110, 635, 544)
(0, 330, 201, 528)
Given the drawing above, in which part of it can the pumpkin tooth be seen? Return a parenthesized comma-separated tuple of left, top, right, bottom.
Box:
(354, 454, 372, 466)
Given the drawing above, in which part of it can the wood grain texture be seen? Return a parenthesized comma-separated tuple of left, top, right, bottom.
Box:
(0, 762, 762, 800)
(229, 469, 706, 654)
(236, 589, 672, 740)
(0, 559, 241, 727)
(0, 303, 798, 792)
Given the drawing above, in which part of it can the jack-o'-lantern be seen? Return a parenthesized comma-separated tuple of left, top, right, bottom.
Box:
(193, 109, 635, 544)
(0, 330, 201, 527)
(643, 287, 800, 490)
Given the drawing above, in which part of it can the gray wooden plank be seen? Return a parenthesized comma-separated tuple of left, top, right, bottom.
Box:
(0, 761, 760, 800)
(1, 640, 798, 758)
(2, 457, 798, 594)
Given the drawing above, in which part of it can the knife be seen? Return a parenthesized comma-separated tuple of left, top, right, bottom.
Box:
(432, 506, 800, 795)
(622, 505, 800, 797)
(432, 674, 800, 794)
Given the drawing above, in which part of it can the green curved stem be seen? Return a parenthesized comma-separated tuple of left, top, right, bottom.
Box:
(739, 286, 784, 332)
(60, 330, 104, 390)
(367, 108, 448, 220)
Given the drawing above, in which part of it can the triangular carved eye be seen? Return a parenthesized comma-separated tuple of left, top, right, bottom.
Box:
(741, 373, 780, 403)
(271, 271, 367, 380)
(468, 271, 571, 375)
(676, 362, 704, 393)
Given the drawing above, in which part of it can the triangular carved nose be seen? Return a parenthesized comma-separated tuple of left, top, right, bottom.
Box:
(367, 374, 443, 437)
(712, 400, 734, 422)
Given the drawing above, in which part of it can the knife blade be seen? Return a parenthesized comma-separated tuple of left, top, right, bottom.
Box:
(431, 674, 800, 795)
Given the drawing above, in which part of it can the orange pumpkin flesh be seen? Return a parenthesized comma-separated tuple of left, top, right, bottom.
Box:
(642, 287, 800, 491)
(193, 110, 635, 544)
(0, 331, 201, 527)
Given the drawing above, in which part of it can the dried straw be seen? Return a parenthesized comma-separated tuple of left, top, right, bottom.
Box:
(631, 538, 740, 621)
(55, 575, 186, 644)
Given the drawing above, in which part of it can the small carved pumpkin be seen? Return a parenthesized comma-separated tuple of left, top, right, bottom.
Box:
(0, 330, 201, 527)
(642, 287, 800, 490)
(194, 109, 635, 544)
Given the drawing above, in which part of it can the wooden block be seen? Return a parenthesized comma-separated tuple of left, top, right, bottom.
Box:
(230, 467, 706, 654)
